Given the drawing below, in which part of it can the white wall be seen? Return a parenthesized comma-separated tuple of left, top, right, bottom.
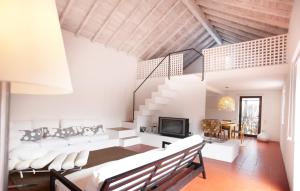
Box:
(206, 90, 282, 141)
(158, 83, 207, 135)
(281, 0, 300, 190)
(135, 78, 165, 110)
(10, 30, 137, 128)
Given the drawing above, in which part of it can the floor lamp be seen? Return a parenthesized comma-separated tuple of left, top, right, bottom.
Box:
(0, 1, 73, 190)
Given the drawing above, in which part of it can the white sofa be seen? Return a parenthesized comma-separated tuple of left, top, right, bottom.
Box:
(54, 135, 205, 191)
(9, 120, 119, 172)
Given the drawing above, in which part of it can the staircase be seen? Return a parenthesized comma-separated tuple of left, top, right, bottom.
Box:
(134, 74, 203, 127)
(116, 49, 204, 147)
(114, 74, 203, 147)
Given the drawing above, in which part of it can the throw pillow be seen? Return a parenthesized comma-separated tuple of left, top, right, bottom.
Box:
(80, 125, 104, 136)
(19, 128, 43, 142)
(50, 128, 67, 138)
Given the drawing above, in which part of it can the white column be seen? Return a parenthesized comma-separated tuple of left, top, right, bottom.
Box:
(0, 82, 10, 191)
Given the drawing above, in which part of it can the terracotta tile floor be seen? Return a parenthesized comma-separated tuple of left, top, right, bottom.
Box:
(173, 139, 290, 191)
(126, 138, 290, 191)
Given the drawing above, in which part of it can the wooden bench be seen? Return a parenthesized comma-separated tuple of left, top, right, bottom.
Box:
(50, 141, 206, 191)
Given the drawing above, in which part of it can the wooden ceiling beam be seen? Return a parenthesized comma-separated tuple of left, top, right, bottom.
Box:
(196, 0, 289, 29)
(174, 26, 206, 50)
(159, 24, 204, 57)
(139, 9, 189, 59)
(92, 0, 124, 42)
(193, 38, 215, 51)
(198, 0, 292, 18)
(216, 28, 252, 42)
(117, 0, 165, 51)
(219, 32, 243, 43)
(128, 0, 181, 54)
(189, 33, 211, 49)
(76, 0, 100, 36)
(222, 38, 237, 44)
(145, 14, 194, 60)
(207, 15, 273, 38)
(181, 0, 223, 45)
(59, 0, 74, 23)
(202, 8, 287, 35)
(210, 21, 261, 40)
(105, 0, 143, 46)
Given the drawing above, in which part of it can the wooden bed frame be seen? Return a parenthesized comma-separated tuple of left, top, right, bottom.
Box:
(50, 141, 206, 191)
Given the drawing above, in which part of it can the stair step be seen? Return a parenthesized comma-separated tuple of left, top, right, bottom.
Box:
(106, 128, 137, 139)
(121, 136, 139, 140)
(120, 136, 141, 147)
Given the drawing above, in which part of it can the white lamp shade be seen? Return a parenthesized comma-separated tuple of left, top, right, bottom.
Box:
(0, 0, 73, 94)
(218, 96, 235, 111)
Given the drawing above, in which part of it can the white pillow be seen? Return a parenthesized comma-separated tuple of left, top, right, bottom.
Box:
(9, 142, 41, 160)
(62, 152, 78, 170)
(48, 153, 67, 171)
(31, 151, 60, 169)
(75, 150, 89, 167)
(8, 158, 20, 171)
(15, 159, 34, 170)
(32, 119, 60, 138)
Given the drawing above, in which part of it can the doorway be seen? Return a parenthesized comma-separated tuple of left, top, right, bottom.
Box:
(239, 96, 262, 137)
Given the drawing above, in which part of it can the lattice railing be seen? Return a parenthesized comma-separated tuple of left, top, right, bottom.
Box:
(202, 34, 287, 72)
(137, 54, 183, 79)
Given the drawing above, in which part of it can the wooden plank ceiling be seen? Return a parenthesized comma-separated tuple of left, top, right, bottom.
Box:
(55, 0, 293, 64)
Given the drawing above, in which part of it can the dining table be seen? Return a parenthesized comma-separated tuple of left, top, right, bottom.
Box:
(221, 122, 237, 139)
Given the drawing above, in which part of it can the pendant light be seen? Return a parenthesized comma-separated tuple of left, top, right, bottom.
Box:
(217, 87, 235, 111)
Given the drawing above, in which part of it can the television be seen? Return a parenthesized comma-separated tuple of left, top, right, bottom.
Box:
(158, 117, 189, 138)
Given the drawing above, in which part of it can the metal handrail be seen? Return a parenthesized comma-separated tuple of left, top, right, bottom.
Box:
(132, 48, 204, 120)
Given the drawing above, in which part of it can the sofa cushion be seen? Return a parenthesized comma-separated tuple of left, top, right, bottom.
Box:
(15, 159, 34, 170)
(88, 135, 109, 143)
(75, 150, 89, 167)
(19, 128, 44, 142)
(62, 152, 78, 170)
(67, 136, 90, 145)
(40, 138, 69, 149)
(86, 149, 167, 190)
(166, 135, 203, 154)
(31, 151, 60, 169)
(48, 153, 68, 171)
(32, 120, 60, 138)
(9, 142, 42, 160)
